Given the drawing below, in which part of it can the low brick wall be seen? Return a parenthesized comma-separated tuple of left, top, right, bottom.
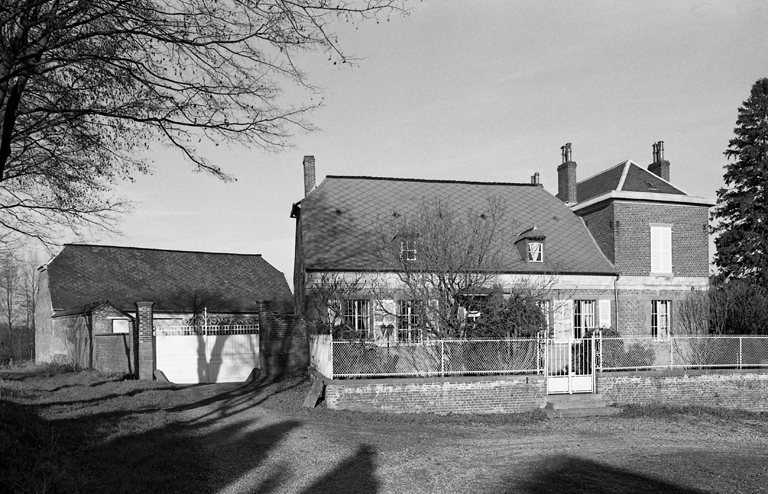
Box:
(320, 369, 768, 414)
(324, 374, 547, 414)
(599, 370, 768, 411)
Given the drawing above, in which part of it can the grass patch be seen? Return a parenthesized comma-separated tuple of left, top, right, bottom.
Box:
(619, 403, 768, 421)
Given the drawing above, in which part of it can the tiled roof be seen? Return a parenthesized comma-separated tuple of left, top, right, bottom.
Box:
(298, 176, 616, 275)
(45, 245, 294, 313)
(577, 160, 686, 203)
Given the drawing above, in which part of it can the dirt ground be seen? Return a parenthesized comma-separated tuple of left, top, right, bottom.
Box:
(3, 369, 768, 493)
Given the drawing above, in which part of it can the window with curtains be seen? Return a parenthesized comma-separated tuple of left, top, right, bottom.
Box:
(651, 300, 671, 338)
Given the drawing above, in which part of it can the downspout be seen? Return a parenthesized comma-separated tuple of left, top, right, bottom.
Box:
(613, 273, 621, 332)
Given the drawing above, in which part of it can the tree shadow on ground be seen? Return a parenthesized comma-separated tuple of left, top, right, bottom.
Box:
(510, 455, 706, 494)
(1, 397, 303, 494)
(299, 444, 379, 494)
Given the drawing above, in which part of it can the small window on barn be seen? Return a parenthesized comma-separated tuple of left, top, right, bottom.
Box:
(112, 319, 131, 334)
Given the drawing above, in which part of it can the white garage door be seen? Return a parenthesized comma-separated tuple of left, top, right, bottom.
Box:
(155, 324, 260, 384)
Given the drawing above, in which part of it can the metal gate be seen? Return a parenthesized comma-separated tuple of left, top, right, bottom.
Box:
(545, 336, 596, 394)
(155, 311, 260, 384)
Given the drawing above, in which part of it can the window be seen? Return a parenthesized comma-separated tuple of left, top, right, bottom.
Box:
(651, 300, 671, 338)
(527, 242, 543, 262)
(650, 225, 672, 273)
(573, 300, 596, 338)
(112, 319, 131, 334)
(400, 239, 417, 261)
(397, 300, 423, 343)
(343, 300, 371, 333)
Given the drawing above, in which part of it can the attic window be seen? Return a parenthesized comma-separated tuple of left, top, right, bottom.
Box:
(527, 242, 543, 262)
(400, 239, 417, 261)
(645, 180, 658, 191)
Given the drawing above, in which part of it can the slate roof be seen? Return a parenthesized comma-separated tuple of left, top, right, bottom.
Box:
(297, 176, 616, 275)
(577, 160, 686, 203)
(45, 245, 294, 313)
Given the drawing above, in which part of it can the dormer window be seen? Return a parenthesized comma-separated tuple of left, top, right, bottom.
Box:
(515, 226, 546, 264)
(400, 239, 417, 261)
(528, 242, 543, 262)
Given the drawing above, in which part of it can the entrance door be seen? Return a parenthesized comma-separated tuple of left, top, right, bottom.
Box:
(546, 336, 595, 394)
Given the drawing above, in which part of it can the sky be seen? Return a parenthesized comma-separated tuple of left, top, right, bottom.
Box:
(55, 1, 768, 288)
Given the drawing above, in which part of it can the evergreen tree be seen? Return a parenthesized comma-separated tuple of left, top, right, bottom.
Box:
(712, 78, 768, 284)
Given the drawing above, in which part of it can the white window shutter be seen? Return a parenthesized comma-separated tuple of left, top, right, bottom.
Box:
(599, 299, 612, 329)
(651, 226, 672, 273)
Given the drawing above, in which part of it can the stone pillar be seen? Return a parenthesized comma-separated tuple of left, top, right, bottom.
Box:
(135, 301, 155, 380)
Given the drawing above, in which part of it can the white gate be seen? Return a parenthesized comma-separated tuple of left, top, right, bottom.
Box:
(546, 336, 596, 394)
(155, 311, 259, 384)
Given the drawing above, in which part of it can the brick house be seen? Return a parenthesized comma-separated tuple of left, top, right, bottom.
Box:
(292, 145, 712, 340)
(558, 142, 713, 335)
(36, 244, 295, 380)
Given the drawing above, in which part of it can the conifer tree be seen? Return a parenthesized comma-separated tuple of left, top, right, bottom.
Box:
(712, 78, 768, 283)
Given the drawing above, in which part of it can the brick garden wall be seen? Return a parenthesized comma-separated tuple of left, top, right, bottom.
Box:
(325, 375, 547, 414)
(599, 370, 768, 411)
(323, 370, 768, 414)
(261, 312, 309, 378)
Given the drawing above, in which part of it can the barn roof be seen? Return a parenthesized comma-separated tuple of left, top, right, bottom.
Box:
(44, 244, 293, 313)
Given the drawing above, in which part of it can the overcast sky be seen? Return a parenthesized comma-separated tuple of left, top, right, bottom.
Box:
(77, 1, 768, 287)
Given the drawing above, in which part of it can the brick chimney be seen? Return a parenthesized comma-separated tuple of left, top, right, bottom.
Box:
(303, 155, 316, 196)
(556, 143, 577, 204)
(648, 141, 670, 182)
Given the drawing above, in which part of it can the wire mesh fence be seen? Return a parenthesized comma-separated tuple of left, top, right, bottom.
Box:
(598, 336, 768, 371)
(332, 338, 542, 378)
(323, 335, 768, 379)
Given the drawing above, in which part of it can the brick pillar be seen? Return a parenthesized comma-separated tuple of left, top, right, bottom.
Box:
(135, 301, 155, 380)
(257, 300, 270, 376)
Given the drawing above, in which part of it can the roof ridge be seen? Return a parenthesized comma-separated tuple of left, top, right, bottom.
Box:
(324, 175, 539, 187)
(64, 243, 263, 257)
(632, 162, 690, 195)
(576, 160, 633, 185)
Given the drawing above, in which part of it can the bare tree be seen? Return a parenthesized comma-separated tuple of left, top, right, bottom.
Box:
(0, 0, 406, 246)
(372, 197, 554, 339)
(0, 252, 20, 354)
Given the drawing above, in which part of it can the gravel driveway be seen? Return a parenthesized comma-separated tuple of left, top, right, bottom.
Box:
(171, 378, 768, 494)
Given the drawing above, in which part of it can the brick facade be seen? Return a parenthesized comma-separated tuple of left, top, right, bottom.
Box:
(323, 370, 768, 414)
(580, 201, 709, 277)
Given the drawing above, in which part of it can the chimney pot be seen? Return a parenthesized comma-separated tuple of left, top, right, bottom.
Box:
(648, 142, 670, 182)
(302, 155, 316, 196)
(556, 143, 577, 204)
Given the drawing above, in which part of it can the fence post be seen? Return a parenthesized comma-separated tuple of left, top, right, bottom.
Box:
(597, 330, 602, 372)
(739, 337, 743, 369)
(440, 340, 445, 377)
(670, 335, 674, 370)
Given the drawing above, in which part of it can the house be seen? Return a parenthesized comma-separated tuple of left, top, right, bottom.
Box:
(291, 144, 712, 341)
(559, 141, 713, 336)
(35, 244, 295, 382)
